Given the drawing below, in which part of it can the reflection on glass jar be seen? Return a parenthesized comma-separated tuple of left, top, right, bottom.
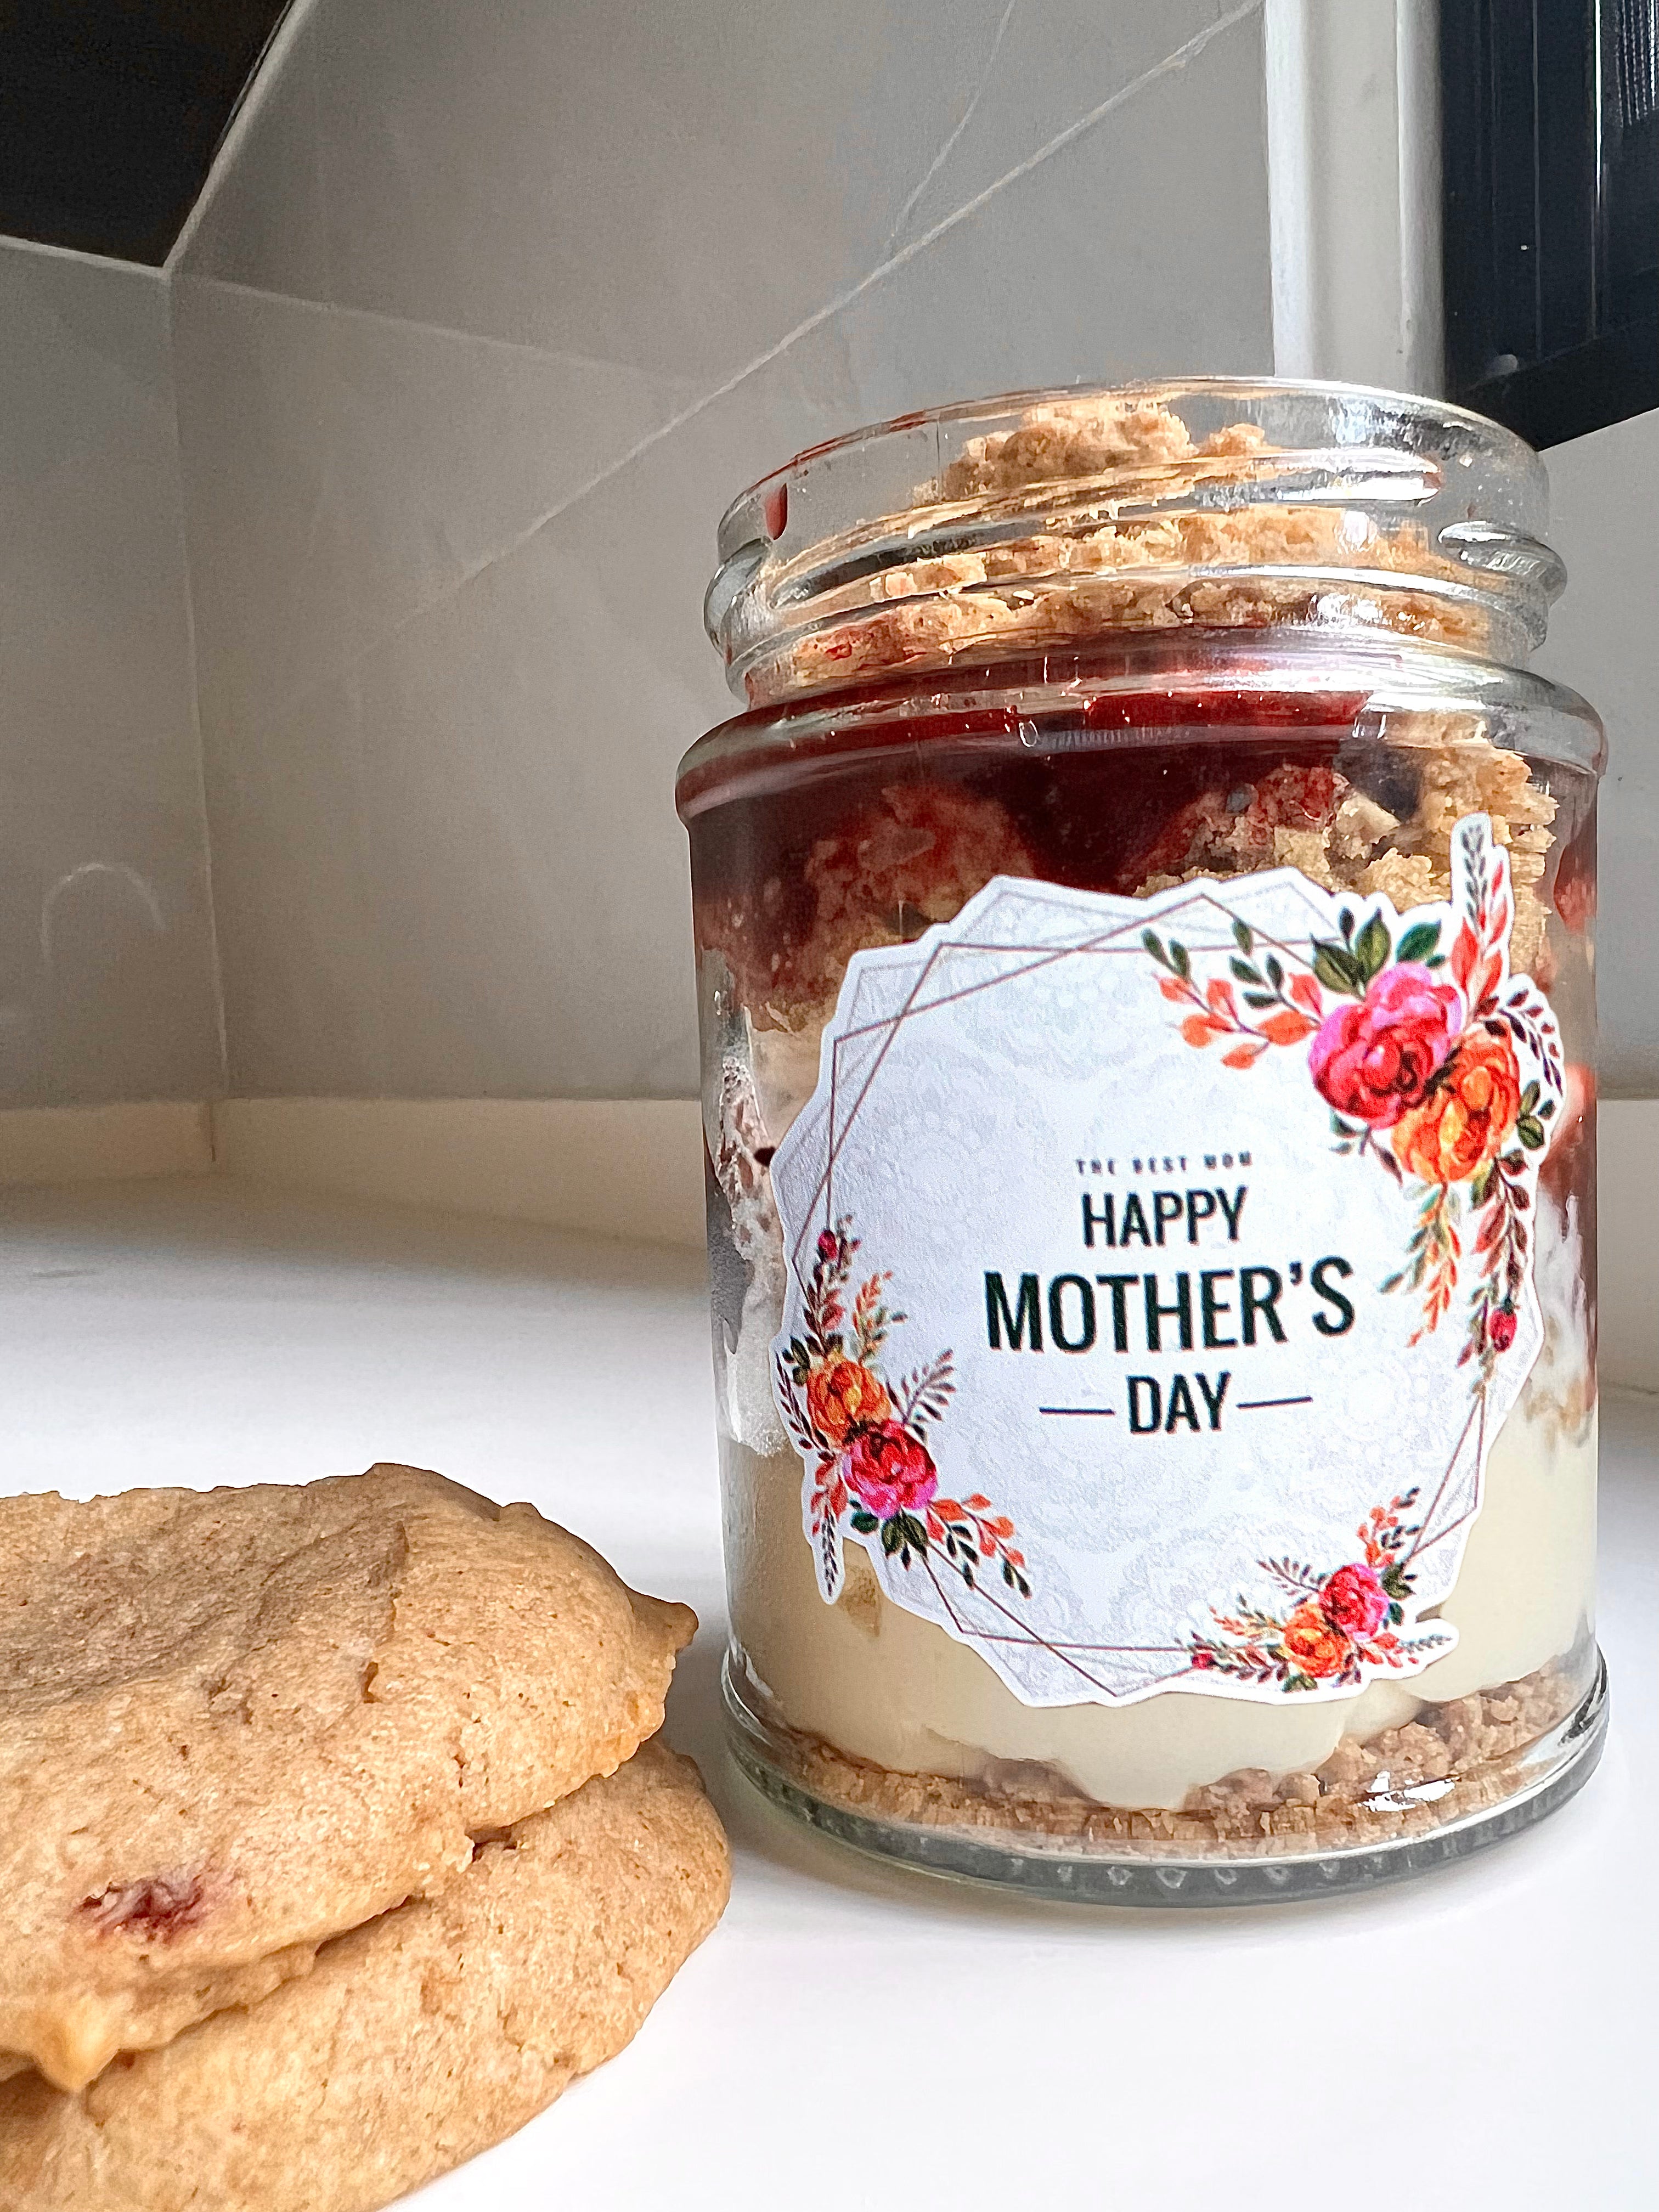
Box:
(677, 381, 1605, 1903)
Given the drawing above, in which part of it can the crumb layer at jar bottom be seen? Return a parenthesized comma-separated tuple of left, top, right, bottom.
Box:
(723, 1650, 1607, 1906)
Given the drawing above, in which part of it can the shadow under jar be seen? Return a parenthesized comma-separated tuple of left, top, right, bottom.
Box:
(676, 379, 1606, 1904)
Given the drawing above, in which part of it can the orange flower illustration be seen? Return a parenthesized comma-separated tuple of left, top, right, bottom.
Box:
(1142, 816, 1564, 1368)
(780, 1215, 1030, 1609)
(1188, 1490, 1444, 1691)
(805, 1353, 890, 1447)
(1391, 1024, 1522, 1186)
(1279, 1602, 1354, 1681)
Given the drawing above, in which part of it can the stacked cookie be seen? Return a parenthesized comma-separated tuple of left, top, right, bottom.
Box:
(0, 1465, 728, 2211)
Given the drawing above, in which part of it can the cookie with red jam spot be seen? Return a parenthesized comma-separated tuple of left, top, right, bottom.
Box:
(0, 1742, 730, 2212)
(0, 1467, 695, 2092)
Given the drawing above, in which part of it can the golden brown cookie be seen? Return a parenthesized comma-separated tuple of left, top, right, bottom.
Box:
(0, 1741, 729, 2212)
(0, 1467, 696, 2091)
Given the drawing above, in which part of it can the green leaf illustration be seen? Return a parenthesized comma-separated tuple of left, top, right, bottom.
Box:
(1231, 956, 1265, 986)
(1355, 910, 1392, 981)
(1233, 919, 1255, 956)
(1520, 1079, 1541, 1115)
(1244, 991, 1276, 1011)
(1142, 928, 1167, 968)
(1311, 941, 1367, 997)
(881, 1518, 903, 1556)
(850, 1510, 879, 1534)
(1396, 921, 1442, 964)
(1516, 1115, 1546, 1149)
(1171, 940, 1192, 980)
(1265, 953, 1284, 991)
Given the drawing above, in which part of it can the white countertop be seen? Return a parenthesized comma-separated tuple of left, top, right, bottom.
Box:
(3, 1177, 1654, 2210)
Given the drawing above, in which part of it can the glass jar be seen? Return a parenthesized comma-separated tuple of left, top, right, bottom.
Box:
(676, 380, 1604, 1903)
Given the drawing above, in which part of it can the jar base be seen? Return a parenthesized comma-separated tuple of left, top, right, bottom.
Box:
(724, 1651, 1608, 1906)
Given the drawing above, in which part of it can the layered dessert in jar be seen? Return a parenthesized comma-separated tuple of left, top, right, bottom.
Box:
(677, 381, 1605, 1900)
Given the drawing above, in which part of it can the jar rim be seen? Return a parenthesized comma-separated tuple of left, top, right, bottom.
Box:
(703, 377, 1566, 707)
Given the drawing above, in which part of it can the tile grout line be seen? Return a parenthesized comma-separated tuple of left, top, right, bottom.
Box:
(879, 0, 1022, 259)
(0, 235, 170, 282)
(166, 0, 326, 274)
(161, 289, 233, 1104)
(168, 270, 703, 396)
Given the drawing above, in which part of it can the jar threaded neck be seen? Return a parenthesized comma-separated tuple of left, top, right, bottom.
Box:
(704, 379, 1565, 707)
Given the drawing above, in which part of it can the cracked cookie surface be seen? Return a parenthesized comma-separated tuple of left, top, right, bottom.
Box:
(0, 1465, 695, 2091)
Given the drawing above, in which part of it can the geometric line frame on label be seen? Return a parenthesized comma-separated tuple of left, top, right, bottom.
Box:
(770, 830, 1558, 1708)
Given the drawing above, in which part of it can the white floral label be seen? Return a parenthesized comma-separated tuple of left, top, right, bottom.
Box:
(769, 814, 1562, 1708)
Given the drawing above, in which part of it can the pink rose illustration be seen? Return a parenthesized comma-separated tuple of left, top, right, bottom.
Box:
(841, 1421, 939, 1521)
(1308, 963, 1463, 1128)
(1319, 1561, 1391, 1639)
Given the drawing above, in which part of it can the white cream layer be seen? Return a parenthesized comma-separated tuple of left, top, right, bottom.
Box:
(726, 1393, 1595, 1810)
(726, 1028, 1595, 1810)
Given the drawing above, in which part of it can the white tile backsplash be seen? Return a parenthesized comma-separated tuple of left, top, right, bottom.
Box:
(171, 279, 697, 741)
(874, 0, 1236, 255)
(11, 0, 1655, 1112)
(290, 0, 1234, 383)
(177, 2, 331, 304)
(173, 0, 1278, 1098)
(203, 667, 393, 1098)
(204, 335, 827, 1098)
(308, 0, 1028, 380)
(834, 6, 1272, 413)
(0, 243, 223, 1104)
